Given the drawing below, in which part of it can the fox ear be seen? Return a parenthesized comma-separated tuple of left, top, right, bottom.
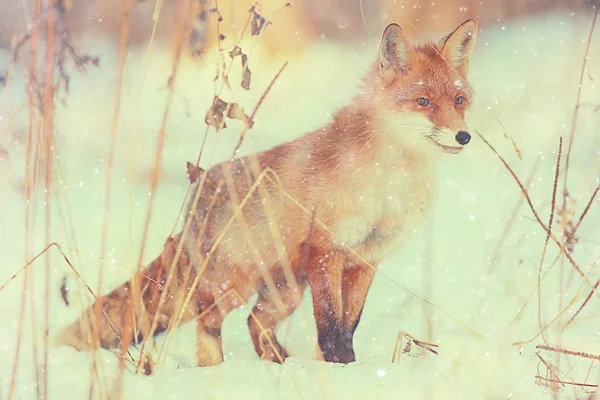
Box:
(378, 23, 417, 86)
(439, 19, 478, 78)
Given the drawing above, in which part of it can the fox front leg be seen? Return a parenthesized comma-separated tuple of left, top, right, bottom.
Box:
(341, 264, 375, 355)
(307, 247, 355, 363)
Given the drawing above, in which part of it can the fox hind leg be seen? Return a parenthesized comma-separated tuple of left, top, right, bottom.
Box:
(248, 269, 307, 363)
(194, 296, 226, 367)
(196, 323, 223, 367)
(194, 270, 253, 367)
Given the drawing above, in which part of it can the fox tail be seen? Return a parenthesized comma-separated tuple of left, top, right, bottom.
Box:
(53, 233, 199, 352)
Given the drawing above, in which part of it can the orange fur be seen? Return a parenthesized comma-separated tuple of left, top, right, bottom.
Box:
(55, 19, 478, 365)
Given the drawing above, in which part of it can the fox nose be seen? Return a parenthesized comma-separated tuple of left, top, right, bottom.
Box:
(455, 131, 471, 146)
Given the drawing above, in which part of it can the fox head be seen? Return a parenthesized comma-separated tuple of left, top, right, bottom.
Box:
(371, 19, 478, 156)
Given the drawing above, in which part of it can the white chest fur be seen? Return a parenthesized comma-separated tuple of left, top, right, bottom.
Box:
(331, 147, 435, 260)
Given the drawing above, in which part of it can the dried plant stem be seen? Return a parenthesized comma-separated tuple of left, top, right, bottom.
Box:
(41, 2, 59, 399)
(423, 213, 434, 342)
(180, 52, 281, 238)
(477, 162, 541, 320)
(476, 131, 599, 297)
(150, 169, 212, 367)
(7, 0, 42, 398)
(562, 6, 598, 196)
(536, 352, 564, 387)
(555, 14, 599, 369)
(513, 251, 600, 347)
(129, 0, 164, 259)
(180, 62, 288, 237)
(214, 5, 253, 94)
(29, 276, 42, 400)
(95, 1, 132, 399)
(537, 344, 600, 361)
(537, 138, 562, 344)
(563, 276, 600, 330)
(130, 0, 191, 371)
(572, 184, 600, 234)
(7, 272, 30, 400)
(194, 3, 269, 166)
(231, 61, 288, 157)
(0, 243, 127, 343)
(8, 228, 33, 400)
(486, 158, 540, 277)
(536, 375, 598, 389)
(97, 0, 132, 304)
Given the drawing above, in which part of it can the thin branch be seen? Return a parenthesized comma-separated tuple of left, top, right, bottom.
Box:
(562, 6, 599, 198)
(573, 184, 600, 234)
(537, 137, 562, 343)
(231, 61, 288, 157)
(535, 376, 598, 389)
(476, 131, 599, 298)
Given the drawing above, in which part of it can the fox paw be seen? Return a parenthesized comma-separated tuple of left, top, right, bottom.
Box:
(259, 341, 289, 363)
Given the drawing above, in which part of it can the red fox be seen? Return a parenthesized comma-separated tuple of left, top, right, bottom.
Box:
(55, 19, 478, 366)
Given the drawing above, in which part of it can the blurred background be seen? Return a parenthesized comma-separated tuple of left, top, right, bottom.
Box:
(0, 0, 594, 57)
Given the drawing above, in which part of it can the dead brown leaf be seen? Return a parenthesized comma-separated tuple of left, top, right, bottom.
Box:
(142, 354, 154, 376)
(186, 162, 204, 184)
(205, 96, 254, 132)
(205, 96, 229, 130)
(227, 102, 254, 130)
(60, 276, 69, 306)
(249, 6, 268, 36)
(229, 45, 243, 58)
(222, 59, 231, 89)
(241, 54, 252, 90)
(228, 46, 252, 90)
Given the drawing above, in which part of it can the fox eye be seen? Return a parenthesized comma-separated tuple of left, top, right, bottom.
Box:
(416, 97, 430, 106)
(455, 96, 464, 105)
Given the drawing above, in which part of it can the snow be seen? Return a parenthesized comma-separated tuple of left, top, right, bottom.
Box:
(1, 8, 600, 400)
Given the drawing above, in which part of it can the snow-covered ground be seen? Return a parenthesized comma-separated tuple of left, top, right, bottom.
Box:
(1, 7, 599, 400)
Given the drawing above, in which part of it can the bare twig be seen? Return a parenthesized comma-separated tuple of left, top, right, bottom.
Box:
(476, 131, 599, 297)
(41, 2, 59, 397)
(563, 276, 600, 330)
(0, 243, 124, 338)
(132, 0, 198, 372)
(231, 61, 288, 157)
(95, 1, 132, 398)
(537, 137, 562, 343)
(536, 352, 564, 388)
(535, 376, 598, 389)
(485, 158, 540, 277)
(573, 184, 600, 234)
(562, 6, 599, 198)
(7, 0, 42, 397)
